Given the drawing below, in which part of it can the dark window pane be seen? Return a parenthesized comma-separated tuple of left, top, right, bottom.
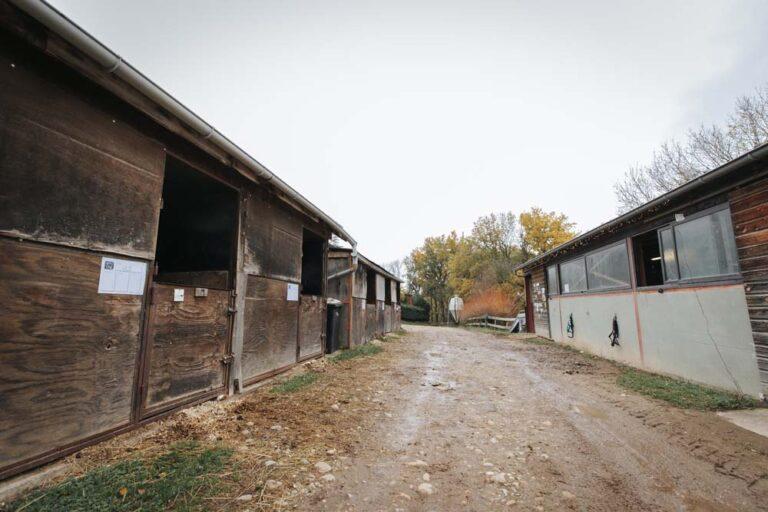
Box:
(674, 209, 739, 279)
(547, 265, 559, 295)
(560, 258, 587, 293)
(660, 228, 679, 281)
(586, 243, 630, 290)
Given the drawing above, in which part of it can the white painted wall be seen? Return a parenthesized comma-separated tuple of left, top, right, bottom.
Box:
(549, 293, 642, 368)
(637, 285, 762, 397)
(546, 285, 763, 397)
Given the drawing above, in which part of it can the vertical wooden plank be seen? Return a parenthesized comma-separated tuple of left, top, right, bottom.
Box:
(142, 285, 229, 413)
(0, 238, 144, 472)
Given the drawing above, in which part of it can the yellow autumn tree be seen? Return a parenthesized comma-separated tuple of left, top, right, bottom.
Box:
(519, 207, 577, 259)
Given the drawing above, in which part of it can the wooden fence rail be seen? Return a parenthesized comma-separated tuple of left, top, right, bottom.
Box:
(465, 314, 522, 332)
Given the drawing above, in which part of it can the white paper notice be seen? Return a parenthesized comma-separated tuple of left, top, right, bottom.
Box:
(287, 283, 299, 301)
(563, 283, 570, 293)
(98, 257, 147, 295)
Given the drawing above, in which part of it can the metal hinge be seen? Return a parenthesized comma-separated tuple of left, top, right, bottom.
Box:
(220, 353, 235, 365)
(226, 306, 237, 316)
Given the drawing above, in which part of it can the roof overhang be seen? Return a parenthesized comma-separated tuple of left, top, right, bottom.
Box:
(8, 0, 356, 246)
(516, 142, 768, 273)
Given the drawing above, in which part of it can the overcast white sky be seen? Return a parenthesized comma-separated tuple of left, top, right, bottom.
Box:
(50, 0, 768, 264)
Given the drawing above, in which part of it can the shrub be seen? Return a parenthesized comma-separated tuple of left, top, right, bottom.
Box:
(402, 304, 429, 322)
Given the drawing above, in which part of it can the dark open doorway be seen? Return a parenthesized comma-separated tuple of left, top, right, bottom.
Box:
(633, 230, 663, 287)
(154, 157, 239, 289)
(366, 268, 377, 304)
(301, 228, 325, 296)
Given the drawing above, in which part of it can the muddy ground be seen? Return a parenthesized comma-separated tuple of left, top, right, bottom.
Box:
(10, 325, 768, 511)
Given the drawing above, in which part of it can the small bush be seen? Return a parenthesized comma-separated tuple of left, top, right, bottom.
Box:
(271, 372, 319, 394)
(402, 304, 428, 322)
(330, 343, 383, 362)
(618, 368, 758, 411)
(8, 441, 232, 512)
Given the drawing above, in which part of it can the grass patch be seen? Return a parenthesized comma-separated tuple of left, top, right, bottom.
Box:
(7, 441, 232, 512)
(330, 343, 383, 362)
(271, 371, 319, 394)
(618, 367, 759, 411)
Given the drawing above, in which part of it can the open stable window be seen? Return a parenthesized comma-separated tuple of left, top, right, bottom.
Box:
(559, 258, 587, 293)
(633, 230, 663, 286)
(635, 204, 739, 287)
(546, 265, 559, 296)
(384, 278, 392, 305)
(585, 242, 630, 290)
(366, 268, 376, 304)
(154, 157, 238, 289)
(300, 228, 325, 296)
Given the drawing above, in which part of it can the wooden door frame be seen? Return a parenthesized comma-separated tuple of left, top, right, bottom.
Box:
(524, 274, 535, 333)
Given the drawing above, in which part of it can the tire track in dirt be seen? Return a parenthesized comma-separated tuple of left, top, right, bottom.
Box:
(300, 325, 767, 511)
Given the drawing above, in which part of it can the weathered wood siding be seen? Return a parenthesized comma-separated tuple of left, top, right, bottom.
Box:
(299, 295, 324, 359)
(0, 239, 144, 471)
(376, 274, 386, 302)
(327, 255, 351, 348)
(384, 305, 393, 333)
(352, 298, 366, 346)
(142, 285, 229, 414)
(243, 190, 303, 281)
(241, 276, 299, 382)
(353, 264, 367, 299)
(531, 265, 550, 338)
(0, 33, 165, 259)
(365, 304, 377, 342)
(730, 177, 768, 389)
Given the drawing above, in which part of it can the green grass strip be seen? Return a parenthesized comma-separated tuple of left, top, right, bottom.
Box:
(617, 367, 758, 411)
(9, 441, 232, 512)
(330, 343, 383, 362)
(270, 371, 319, 394)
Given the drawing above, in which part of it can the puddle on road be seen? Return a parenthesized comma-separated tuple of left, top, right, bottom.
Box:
(573, 403, 608, 420)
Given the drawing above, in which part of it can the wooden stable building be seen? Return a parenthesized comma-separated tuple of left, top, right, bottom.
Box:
(0, 0, 359, 479)
(327, 248, 402, 349)
(518, 142, 768, 399)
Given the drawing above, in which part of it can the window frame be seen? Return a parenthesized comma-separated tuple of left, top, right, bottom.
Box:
(558, 256, 588, 295)
(584, 240, 632, 292)
(655, 203, 740, 286)
(546, 264, 559, 297)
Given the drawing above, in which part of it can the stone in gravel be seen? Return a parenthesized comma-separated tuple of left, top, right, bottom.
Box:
(562, 490, 576, 500)
(541, 420, 552, 427)
(540, 454, 549, 461)
(489, 472, 506, 484)
(264, 460, 277, 467)
(405, 459, 429, 467)
(241, 429, 251, 436)
(320, 474, 336, 482)
(270, 424, 282, 431)
(315, 461, 332, 473)
(331, 403, 340, 411)
(265, 480, 282, 490)
(398, 492, 412, 500)
(417, 483, 434, 496)
(422, 473, 430, 481)
(236, 494, 253, 501)
(326, 449, 336, 455)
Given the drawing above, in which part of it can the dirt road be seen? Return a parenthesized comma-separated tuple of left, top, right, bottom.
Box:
(300, 325, 768, 511)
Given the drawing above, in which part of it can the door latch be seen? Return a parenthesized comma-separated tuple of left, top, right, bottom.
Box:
(220, 353, 235, 365)
(226, 306, 237, 316)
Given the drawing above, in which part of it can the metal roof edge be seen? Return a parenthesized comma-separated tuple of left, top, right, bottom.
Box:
(9, 0, 356, 247)
(515, 141, 768, 272)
